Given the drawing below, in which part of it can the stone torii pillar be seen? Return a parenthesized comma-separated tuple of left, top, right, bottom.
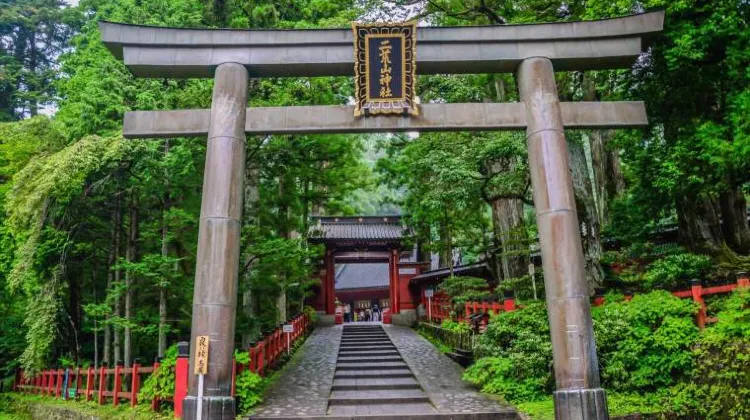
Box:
(518, 57, 606, 419)
(182, 62, 248, 420)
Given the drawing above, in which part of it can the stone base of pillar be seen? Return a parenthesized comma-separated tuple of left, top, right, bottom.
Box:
(182, 396, 235, 420)
(554, 388, 608, 420)
(316, 314, 335, 326)
(392, 309, 417, 327)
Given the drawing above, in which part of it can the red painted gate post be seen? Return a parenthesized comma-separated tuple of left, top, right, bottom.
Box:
(41, 370, 48, 396)
(503, 290, 516, 312)
(97, 363, 107, 405)
(130, 359, 140, 407)
(76, 365, 83, 399)
(55, 368, 63, 398)
(150, 357, 162, 411)
(113, 361, 123, 406)
(85, 366, 94, 401)
(174, 341, 189, 419)
(738, 272, 749, 288)
(691, 279, 706, 329)
(248, 343, 257, 373)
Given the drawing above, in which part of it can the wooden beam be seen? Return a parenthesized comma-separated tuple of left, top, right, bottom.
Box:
(123, 101, 647, 138)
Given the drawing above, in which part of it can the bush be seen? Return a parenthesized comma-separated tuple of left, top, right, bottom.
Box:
(234, 351, 264, 414)
(593, 291, 699, 392)
(138, 344, 178, 404)
(438, 276, 489, 314)
(466, 292, 700, 403)
(465, 302, 553, 402)
(668, 290, 750, 419)
(440, 319, 471, 334)
(641, 253, 712, 289)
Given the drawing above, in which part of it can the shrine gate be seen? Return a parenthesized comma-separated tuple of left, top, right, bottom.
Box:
(308, 216, 423, 323)
(101, 10, 664, 420)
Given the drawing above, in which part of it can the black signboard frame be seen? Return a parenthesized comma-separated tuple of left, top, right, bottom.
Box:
(352, 21, 418, 117)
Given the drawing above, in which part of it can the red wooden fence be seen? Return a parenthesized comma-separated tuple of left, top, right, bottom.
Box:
(428, 291, 517, 325)
(429, 272, 750, 330)
(15, 312, 311, 418)
(594, 272, 750, 329)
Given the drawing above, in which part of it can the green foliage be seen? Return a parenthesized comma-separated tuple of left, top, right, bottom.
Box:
(138, 345, 177, 403)
(593, 291, 699, 392)
(603, 244, 714, 291)
(641, 253, 712, 289)
(667, 290, 750, 419)
(233, 351, 264, 414)
(438, 276, 490, 313)
(468, 292, 700, 403)
(466, 302, 552, 402)
(439, 319, 471, 334)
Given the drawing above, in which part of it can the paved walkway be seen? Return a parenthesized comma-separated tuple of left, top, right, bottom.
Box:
(251, 326, 341, 418)
(249, 324, 517, 419)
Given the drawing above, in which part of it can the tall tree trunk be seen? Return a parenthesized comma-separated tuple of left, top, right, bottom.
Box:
(443, 207, 454, 275)
(676, 194, 724, 254)
(568, 139, 604, 291)
(241, 162, 260, 348)
(158, 141, 170, 358)
(28, 30, 38, 117)
(582, 73, 623, 222)
(487, 76, 529, 282)
(68, 269, 81, 361)
(491, 197, 528, 280)
(93, 278, 99, 369)
(124, 194, 138, 367)
(112, 184, 123, 366)
(719, 188, 750, 254)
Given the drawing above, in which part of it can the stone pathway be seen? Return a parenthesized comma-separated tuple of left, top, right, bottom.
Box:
(250, 326, 341, 418)
(249, 324, 518, 419)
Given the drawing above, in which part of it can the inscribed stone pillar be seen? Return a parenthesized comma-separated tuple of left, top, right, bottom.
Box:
(517, 57, 609, 420)
(388, 249, 400, 314)
(182, 62, 248, 420)
(325, 248, 335, 315)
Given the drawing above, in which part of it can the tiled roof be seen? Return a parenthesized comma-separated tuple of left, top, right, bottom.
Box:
(309, 216, 406, 240)
(410, 261, 494, 284)
(335, 263, 390, 291)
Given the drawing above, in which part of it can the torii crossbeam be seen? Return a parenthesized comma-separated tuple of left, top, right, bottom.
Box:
(101, 10, 664, 420)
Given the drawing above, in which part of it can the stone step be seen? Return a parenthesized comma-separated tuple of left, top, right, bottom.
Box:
(336, 361, 408, 371)
(340, 339, 392, 344)
(341, 335, 389, 340)
(339, 346, 396, 352)
(339, 341, 393, 347)
(343, 328, 385, 332)
(338, 350, 400, 357)
(337, 355, 403, 363)
(331, 377, 420, 391)
(328, 389, 430, 405)
(333, 369, 414, 379)
(260, 409, 521, 419)
(341, 334, 389, 339)
(326, 402, 437, 417)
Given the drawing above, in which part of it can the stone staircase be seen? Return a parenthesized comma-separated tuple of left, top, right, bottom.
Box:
(328, 325, 435, 416)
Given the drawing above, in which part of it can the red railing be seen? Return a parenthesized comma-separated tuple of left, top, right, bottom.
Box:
(15, 360, 156, 407)
(427, 291, 517, 325)
(593, 272, 750, 329)
(429, 272, 750, 331)
(15, 312, 312, 418)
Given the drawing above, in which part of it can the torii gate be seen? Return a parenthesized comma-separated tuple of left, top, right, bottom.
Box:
(101, 11, 664, 420)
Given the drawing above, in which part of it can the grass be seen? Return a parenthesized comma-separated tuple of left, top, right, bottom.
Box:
(0, 393, 172, 420)
(416, 328, 453, 354)
(516, 393, 665, 419)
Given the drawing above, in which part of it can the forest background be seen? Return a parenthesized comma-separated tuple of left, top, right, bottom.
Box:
(0, 0, 749, 418)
